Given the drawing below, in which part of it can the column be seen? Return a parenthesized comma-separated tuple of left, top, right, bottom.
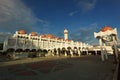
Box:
(80, 43, 83, 52)
(37, 37, 39, 50)
(103, 43, 108, 60)
(112, 36, 118, 62)
(99, 38, 104, 61)
(15, 37, 18, 50)
(70, 49, 73, 57)
(78, 49, 81, 56)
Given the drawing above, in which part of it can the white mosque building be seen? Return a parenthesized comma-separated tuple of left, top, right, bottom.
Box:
(3, 26, 117, 60)
(3, 29, 91, 52)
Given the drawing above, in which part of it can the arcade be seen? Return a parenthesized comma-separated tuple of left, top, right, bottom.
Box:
(3, 29, 92, 59)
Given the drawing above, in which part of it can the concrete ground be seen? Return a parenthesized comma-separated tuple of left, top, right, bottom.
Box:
(0, 55, 116, 80)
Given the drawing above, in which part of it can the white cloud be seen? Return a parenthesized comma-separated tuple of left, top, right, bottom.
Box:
(0, 0, 49, 33)
(68, 11, 78, 16)
(76, 0, 97, 12)
(68, 0, 97, 16)
(70, 23, 99, 45)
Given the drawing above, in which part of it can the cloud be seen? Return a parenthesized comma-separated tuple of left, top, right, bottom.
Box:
(68, 0, 97, 16)
(76, 0, 97, 12)
(68, 11, 78, 16)
(70, 23, 99, 45)
(0, 0, 49, 33)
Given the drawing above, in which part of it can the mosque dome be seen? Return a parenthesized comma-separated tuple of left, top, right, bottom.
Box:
(46, 34, 55, 38)
(101, 26, 113, 32)
(18, 30, 26, 34)
(31, 32, 37, 36)
(40, 34, 46, 38)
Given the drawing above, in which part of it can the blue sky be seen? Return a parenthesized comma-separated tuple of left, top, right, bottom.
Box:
(0, 0, 120, 45)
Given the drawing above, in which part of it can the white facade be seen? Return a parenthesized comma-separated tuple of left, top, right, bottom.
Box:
(3, 29, 90, 51)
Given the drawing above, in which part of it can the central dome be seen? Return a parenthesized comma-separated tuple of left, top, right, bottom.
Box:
(101, 26, 113, 32)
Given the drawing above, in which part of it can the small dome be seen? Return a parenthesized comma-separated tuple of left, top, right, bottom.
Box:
(31, 32, 37, 36)
(40, 34, 46, 38)
(18, 30, 26, 34)
(101, 26, 113, 32)
(65, 39, 69, 42)
(46, 34, 55, 38)
(68, 40, 72, 42)
(57, 38, 61, 40)
(61, 38, 65, 41)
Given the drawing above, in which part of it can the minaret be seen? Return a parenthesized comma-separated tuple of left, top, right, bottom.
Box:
(64, 29, 68, 40)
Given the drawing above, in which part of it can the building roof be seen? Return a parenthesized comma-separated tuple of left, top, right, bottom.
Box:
(101, 26, 113, 32)
(46, 34, 55, 39)
(40, 34, 46, 38)
(18, 30, 26, 34)
(31, 32, 37, 36)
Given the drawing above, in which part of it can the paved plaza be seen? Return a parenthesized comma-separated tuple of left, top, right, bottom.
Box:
(0, 55, 117, 80)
